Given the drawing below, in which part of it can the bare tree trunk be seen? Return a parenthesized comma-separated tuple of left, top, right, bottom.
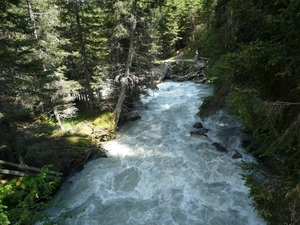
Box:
(113, 0, 137, 126)
(26, 0, 38, 39)
(53, 107, 63, 131)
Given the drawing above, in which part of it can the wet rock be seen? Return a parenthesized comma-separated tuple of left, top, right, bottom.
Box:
(200, 128, 210, 133)
(212, 142, 228, 153)
(69, 157, 84, 174)
(241, 139, 260, 153)
(193, 122, 203, 129)
(232, 150, 243, 159)
(191, 123, 210, 137)
(190, 130, 207, 137)
(163, 60, 207, 83)
(194, 78, 208, 84)
(120, 113, 141, 123)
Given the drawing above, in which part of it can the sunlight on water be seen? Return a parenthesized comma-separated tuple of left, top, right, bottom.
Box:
(106, 143, 139, 157)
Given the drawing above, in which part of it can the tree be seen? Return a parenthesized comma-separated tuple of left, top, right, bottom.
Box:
(55, 0, 108, 111)
(158, 0, 205, 56)
(0, 0, 52, 117)
(102, 0, 164, 126)
(113, 0, 138, 124)
(21, 0, 81, 130)
(199, 0, 300, 223)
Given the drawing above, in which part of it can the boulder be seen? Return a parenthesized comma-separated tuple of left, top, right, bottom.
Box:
(200, 128, 210, 133)
(124, 113, 141, 122)
(212, 142, 228, 153)
(190, 130, 207, 137)
(119, 113, 141, 125)
(232, 150, 243, 159)
(193, 122, 203, 129)
(191, 123, 210, 137)
(163, 60, 207, 83)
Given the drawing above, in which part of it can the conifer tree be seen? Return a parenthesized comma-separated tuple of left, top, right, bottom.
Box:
(158, 0, 204, 56)
(0, 0, 51, 116)
(113, 0, 138, 123)
(22, 0, 81, 130)
(102, 0, 164, 125)
(55, 0, 108, 111)
(160, 0, 183, 55)
(199, 0, 300, 223)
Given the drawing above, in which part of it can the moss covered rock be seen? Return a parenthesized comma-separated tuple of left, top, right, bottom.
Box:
(22, 112, 117, 176)
(93, 112, 116, 141)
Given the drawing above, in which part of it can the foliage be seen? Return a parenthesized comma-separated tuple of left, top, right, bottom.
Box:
(0, 166, 65, 225)
(0, 185, 10, 225)
(242, 162, 300, 224)
(0, 0, 53, 114)
(55, 0, 109, 111)
(198, 0, 300, 224)
(93, 112, 116, 131)
(159, 0, 204, 57)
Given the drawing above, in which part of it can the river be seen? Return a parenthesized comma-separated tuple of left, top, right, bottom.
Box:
(45, 80, 266, 225)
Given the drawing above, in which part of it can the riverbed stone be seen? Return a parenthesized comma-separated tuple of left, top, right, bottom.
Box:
(232, 150, 243, 159)
(193, 122, 203, 129)
(190, 130, 208, 137)
(162, 59, 207, 83)
(212, 142, 229, 153)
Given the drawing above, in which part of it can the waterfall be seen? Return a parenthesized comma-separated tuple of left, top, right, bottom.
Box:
(44, 80, 265, 225)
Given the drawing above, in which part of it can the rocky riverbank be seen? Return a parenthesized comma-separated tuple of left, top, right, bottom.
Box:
(161, 59, 208, 84)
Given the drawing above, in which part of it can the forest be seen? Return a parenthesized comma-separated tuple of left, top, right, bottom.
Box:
(0, 0, 299, 224)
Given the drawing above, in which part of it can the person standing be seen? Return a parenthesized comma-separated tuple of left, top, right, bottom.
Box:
(194, 50, 198, 61)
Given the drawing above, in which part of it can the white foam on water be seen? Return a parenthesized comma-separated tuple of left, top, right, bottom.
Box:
(43, 80, 266, 225)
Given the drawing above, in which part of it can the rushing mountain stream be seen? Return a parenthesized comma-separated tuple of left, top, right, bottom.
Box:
(47, 80, 266, 224)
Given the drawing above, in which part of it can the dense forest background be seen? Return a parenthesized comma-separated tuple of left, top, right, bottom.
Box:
(0, 0, 299, 224)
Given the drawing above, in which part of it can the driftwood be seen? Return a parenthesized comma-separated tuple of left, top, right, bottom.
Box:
(0, 160, 63, 176)
(0, 169, 58, 179)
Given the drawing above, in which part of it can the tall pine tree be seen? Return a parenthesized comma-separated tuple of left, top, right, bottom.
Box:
(0, 0, 51, 118)
(55, 0, 108, 111)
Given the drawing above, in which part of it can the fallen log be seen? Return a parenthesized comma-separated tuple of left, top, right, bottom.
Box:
(0, 169, 58, 179)
(0, 160, 63, 176)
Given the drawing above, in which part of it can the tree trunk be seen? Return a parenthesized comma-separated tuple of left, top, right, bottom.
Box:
(0, 160, 63, 176)
(26, 0, 37, 39)
(53, 107, 63, 131)
(113, 79, 128, 129)
(113, 0, 137, 126)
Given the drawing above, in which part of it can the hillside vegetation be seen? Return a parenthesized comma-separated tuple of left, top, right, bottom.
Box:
(198, 1, 300, 224)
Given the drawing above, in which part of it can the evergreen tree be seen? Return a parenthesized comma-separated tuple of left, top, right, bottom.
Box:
(102, 0, 164, 125)
(0, 0, 51, 117)
(199, 0, 300, 223)
(55, 0, 108, 111)
(156, 0, 205, 56)
(160, 0, 184, 56)
(113, 0, 138, 124)
(23, 0, 81, 130)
